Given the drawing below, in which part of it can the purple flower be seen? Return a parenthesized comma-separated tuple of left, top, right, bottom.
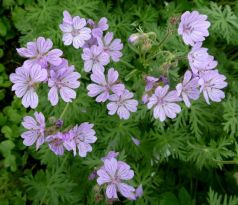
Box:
(21, 112, 45, 150)
(147, 85, 182, 121)
(59, 10, 91, 49)
(131, 137, 140, 146)
(88, 171, 97, 180)
(198, 70, 227, 104)
(142, 94, 149, 104)
(55, 119, 64, 128)
(188, 43, 210, 74)
(98, 32, 123, 62)
(144, 76, 159, 92)
(107, 89, 138, 120)
(46, 132, 66, 155)
(82, 45, 110, 72)
(97, 158, 135, 200)
(135, 184, 143, 198)
(101, 151, 119, 162)
(48, 60, 81, 106)
(176, 70, 200, 107)
(192, 55, 218, 74)
(87, 17, 109, 38)
(83, 36, 99, 49)
(10, 65, 47, 108)
(70, 123, 97, 157)
(178, 11, 210, 46)
(87, 68, 125, 102)
(17, 37, 63, 69)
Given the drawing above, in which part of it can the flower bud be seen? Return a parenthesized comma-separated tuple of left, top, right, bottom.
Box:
(55, 119, 64, 128)
(128, 33, 141, 45)
(48, 116, 56, 125)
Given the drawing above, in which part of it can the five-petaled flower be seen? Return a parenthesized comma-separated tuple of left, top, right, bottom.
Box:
(176, 70, 200, 107)
(21, 112, 45, 150)
(10, 64, 47, 108)
(107, 89, 138, 120)
(82, 45, 110, 72)
(198, 70, 227, 104)
(60, 10, 91, 49)
(87, 68, 125, 102)
(147, 85, 182, 121)
(48, 60, 81, 106)
(97, 158, 135, 200)
(17, 37, 63, 69)
(98, 32, 123, 62)
(178, 11, 210, 46)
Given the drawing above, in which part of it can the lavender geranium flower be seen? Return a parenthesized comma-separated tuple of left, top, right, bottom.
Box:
(101, 151, 119, 162)
(192, 55, 218, 74)
(69, 123, 97, 157)
(107, 89, 138, 120)
(135, 185, 143, 198)
(98, 32, 123, 62)
(145, 76, 159, 92)
(178, 11, 211, 46)
(87, 68, 125, 102)
(198, 70, 227, 104)
(188, 43, 210, 74)
(48, 60, 81, 106)
(97, 158, 135, 200)
(10, 65, 47, 108)
(82, 45, 110, 72)
(59, 10, 91, 48)
(17, 37, 63, 69)
(21, 112, 45, 150)
(87, 17, 109, 38)
(131, 137, 140, 146)
(176, 70, 200, 107)
(147, 85, 182, 121)
(142, 94, 149, 104)
(46, 132, 66, 155)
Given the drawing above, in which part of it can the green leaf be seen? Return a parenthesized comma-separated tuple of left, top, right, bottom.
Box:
(0, 140, 15, 157)
(200, 2, 238, 44)
(0, 20, 7, 36)
(1, 126, 13, 139)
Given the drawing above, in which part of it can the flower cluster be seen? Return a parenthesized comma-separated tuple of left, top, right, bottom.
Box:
(94, 151, 143, 202)
(141, 11, 227, 122)
(10, 37, 81, 108)
(59, 11, 138, 120)
(21, 112, 97, 157)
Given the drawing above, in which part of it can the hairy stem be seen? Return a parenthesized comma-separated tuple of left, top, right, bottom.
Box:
(60, 103, 70, 120)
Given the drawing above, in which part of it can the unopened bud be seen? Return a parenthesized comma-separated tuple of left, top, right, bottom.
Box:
(141, 40, 152, 52)
(88, 170, 97, 180)
(55, 119, 64, 128)
(93, 185, 100, 193)
(159, 75, 169, 85)
(48, 116, 56, 125)
(169, 16, 179, 25)
(128, 33, 141, 44)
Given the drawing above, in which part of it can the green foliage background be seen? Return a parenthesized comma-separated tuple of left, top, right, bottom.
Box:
(1, 0, 238, 204)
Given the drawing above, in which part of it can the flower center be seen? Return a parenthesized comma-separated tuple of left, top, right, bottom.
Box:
(72, 29, 80, 37)
(183, 24, 194, 34)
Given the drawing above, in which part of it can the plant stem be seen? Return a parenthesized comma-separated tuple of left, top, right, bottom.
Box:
(213, 159, 238, 165)
(157, 28, 171, 48)
(120, 59, 135, 69)
(60, 103, 69, 120)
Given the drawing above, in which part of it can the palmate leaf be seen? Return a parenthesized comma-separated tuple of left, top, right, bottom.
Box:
(207, 187, 238, 205)
(21, 160, 79, 205)
(12, 0, 100, 45)
(200, 2, 238, 44)
(187, 137, 235, 169)
(222, 95, 238, 137)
